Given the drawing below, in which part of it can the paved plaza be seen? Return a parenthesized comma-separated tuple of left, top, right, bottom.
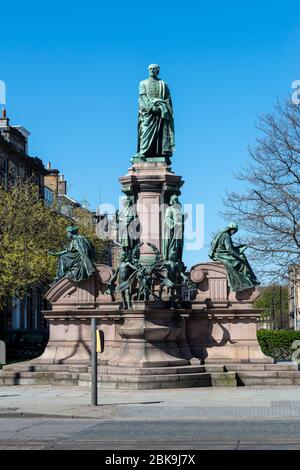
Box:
(1, 385, 300, 419)
(1, 385, 300, 449)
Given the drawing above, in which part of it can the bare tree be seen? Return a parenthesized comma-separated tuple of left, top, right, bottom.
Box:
(224, 97, 300, 280)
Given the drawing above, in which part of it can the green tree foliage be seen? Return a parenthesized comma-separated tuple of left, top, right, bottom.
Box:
(0, 182, 109, 307)
(72, 203, 110, 263)
(224, 98, 300, 280)
(254, 285, 289, 329)
(0, 182, 68, 305)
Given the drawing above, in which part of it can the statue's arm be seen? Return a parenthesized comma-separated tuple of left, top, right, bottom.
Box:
(48, 249, 68, 257)
(105, 268, 118, 294)
(224, 234, 244, 260)
(138, 81, 154, 114)
(165, 208, 176, 229)
(224, 234, 236, 252)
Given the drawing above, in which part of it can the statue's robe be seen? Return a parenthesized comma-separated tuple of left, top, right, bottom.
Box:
(163, 203, 184, 261)
(57, 235, 96, 283)
(118, 203, 139, 251)
(209, 227, 259, 292)
(134, 77, 175, 160)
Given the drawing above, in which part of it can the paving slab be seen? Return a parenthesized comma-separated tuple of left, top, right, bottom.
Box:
(1, 385, 300, 419)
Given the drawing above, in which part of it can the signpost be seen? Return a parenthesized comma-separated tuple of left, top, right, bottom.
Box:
(91, 319, 104, 406)
(91, 318, 98, 406)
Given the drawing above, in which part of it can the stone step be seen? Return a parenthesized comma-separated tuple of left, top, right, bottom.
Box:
(87, 365, 206, 376)
(2, 362, 299, 389)
(2, 364, 89, 373)
(81, 372, 211, 383)
(224, 362, 299, 372)
(205, 365, 225, 373)
(238, 371, 300, 378)
(80, 380, 212, 390)
(78, 371, 237, 389)
(0, 371, 80, 386)
(238, 377, 300, 386)
(210, 372, 237, 387)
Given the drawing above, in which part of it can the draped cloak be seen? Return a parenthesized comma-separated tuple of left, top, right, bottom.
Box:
(209, 224, 259, 292)
(57, 235, 96, 283)
(135, 78, 175, 159)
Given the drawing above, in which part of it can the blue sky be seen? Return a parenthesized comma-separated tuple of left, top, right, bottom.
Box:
(1, 0, 299, 267)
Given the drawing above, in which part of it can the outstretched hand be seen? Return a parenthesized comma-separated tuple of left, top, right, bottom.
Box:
(48, 251, 57, 256)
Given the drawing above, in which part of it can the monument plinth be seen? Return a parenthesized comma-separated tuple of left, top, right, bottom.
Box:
(3, 64, 300, 389)
(109, 303, 189, 368)
(119, 162, 183, 259)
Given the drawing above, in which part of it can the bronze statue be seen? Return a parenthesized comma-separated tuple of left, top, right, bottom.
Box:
(49, 226, 96, 283)
(106, 251, 137, 309)
(163, 194, 184, 262)
(209, 222, 260, 292)
(132, 64, 175, 164)
(117, 196, 140, 254)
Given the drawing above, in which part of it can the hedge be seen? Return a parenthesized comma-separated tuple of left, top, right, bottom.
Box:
(257, 330, 300, 361)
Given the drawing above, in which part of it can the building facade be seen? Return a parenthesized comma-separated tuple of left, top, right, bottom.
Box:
(0, 109, 116, 354)
(0, 109, 46, 192)
(0, 109, 50, 346)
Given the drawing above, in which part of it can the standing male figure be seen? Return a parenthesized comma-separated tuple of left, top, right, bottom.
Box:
(132, 64, 175, 164)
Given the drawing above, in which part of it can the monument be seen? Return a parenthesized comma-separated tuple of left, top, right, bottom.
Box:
(49, 226, 97, 283)
(2, 65, 300, 389)
(132, 63, 175, 165)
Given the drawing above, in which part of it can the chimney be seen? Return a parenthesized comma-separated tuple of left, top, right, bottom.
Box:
(44, 164, 59, 197)
(58, 173, 67, 196)
(0, 107, 9, 127)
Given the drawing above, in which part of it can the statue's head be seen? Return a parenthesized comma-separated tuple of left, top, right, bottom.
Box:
(170, 194, 179, 205)
(227, 222, 238, 235)
(66, 225, 79, 238)
(122, 196, 133, 208)
(148, 64, 160, 78)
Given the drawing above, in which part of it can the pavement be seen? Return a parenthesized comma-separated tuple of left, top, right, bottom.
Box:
(1, 385, 300, 419)
(1, 385, 300, 449)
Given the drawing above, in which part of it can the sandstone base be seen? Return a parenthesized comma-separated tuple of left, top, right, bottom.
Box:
(2, 362, 300, 388)
(2, 263, 300, 389)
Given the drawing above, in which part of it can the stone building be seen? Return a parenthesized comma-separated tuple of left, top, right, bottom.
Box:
(95, 210, 120, 268)
(0, 109, 46, 192)
(44, 162, 81, 216)
(0, 109, 50, 342)
(0, 108, 116, 355)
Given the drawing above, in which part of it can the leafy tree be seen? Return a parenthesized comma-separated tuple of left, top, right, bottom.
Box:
(224, 97, 300, 280)
(254, 284, 289, 329)
(0, 182, 68, 306)
(72, 202, 110, 264)
(0, 182, 109, 307)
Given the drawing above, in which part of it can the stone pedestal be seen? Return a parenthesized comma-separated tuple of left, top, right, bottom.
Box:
(4, 262, 300, 388)
(186, 310, 272, 364)
(109, 302, 190, 368)
(189, 262, 273, 364)
(119, 162, 183, 259)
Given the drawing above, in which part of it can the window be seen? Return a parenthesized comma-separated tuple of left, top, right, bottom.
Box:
(44, 186, 54, 207)
(12, 297, 21, 330)
(0, 158, 8, 189)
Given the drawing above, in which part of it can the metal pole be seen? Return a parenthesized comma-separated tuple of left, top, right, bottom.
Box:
(280, 285, 283, 329)
(272, 286, 275, 330)
(91, 318, 98, 406)
(295, 266, 298, 331)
